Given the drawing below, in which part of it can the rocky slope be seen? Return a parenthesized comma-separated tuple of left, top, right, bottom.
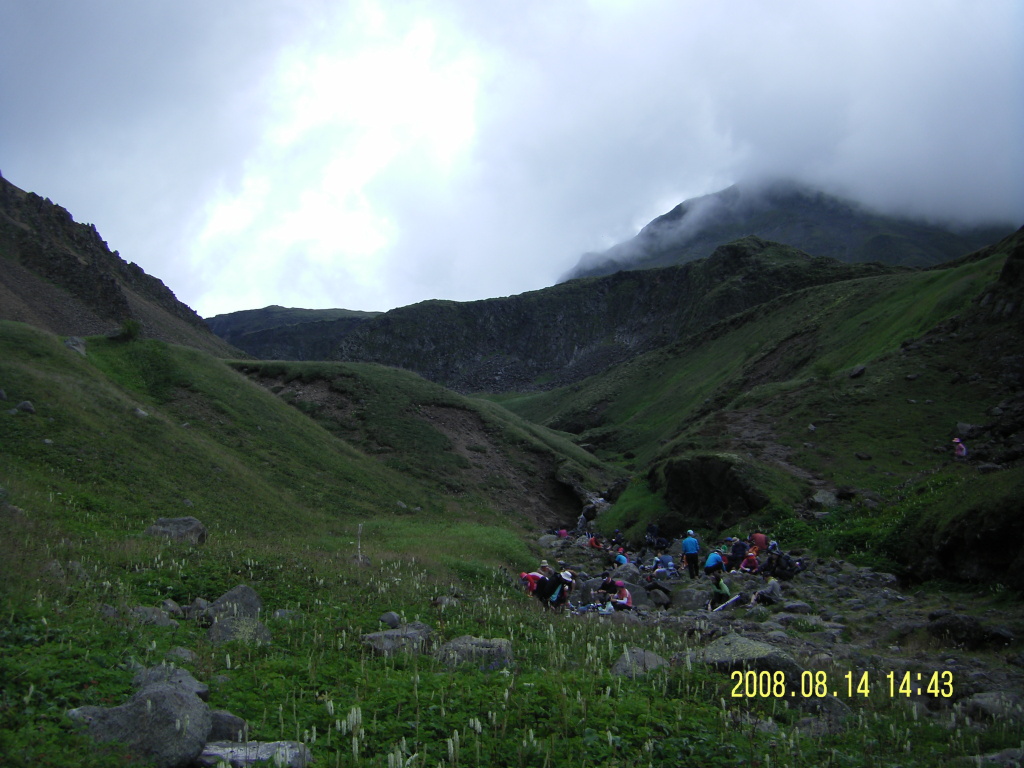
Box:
(0, 172, 238, 356)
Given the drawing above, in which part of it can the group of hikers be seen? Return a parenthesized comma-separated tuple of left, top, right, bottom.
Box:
(520, 524, 807, 613)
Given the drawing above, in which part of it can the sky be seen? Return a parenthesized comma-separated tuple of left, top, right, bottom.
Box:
(1, 1, 1022, 318)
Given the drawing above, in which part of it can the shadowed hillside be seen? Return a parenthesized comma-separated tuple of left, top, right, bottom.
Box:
(0, 172, 239, 357)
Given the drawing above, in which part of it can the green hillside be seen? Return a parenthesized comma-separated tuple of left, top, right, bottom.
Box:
(492, 233, 1024, 583)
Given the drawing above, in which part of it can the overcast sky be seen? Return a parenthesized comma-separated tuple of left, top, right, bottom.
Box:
(2, 1, 1022, 317)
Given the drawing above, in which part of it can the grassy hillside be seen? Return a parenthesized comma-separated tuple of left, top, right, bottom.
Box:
(2, 303, 1023, 764)
(492, 237, 1024, 583)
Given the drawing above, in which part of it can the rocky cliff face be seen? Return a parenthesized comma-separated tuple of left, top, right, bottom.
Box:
(0, 173, 238, 355)
(217, 238, 898, 392)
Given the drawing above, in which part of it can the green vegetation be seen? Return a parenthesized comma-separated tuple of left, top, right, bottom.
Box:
(2, 227, 1023, 765)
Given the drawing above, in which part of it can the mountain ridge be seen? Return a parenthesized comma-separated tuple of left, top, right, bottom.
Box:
(562, 181, 1017, 281)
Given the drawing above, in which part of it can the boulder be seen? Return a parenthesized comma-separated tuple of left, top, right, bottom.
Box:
(701, 633, 804, 683)
(928, 614, 1013, 650)
(64, 336, 87, 356)
(207, 585, 263, 622)
(379, 611, 402, 629)
(957, 691, 1023, 721)
(611, 648, 669, 678)
(130, 606, 178, 628)
(67, 682, 212, 768)
(434, 636, 513, 670)
(133, 666, 209, 701)
(145, 516, 207, 545)
(207, 617, 272, 647)
(195, 741, 312, 768)
(209, 709, 249, 741)
(360, 621, 433, 656)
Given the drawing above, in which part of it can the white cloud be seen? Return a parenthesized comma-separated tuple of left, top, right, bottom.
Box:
(1, 0, 1021, 318)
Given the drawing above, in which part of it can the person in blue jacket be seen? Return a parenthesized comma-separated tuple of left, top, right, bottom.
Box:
(704, 549, 725, 576)
(681, 530, 701, 580)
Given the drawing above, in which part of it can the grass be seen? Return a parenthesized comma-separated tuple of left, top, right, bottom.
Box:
(2, 234, 1023, 766)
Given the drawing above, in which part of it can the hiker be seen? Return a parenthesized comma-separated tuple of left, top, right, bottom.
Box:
(727, 537, 749, 571)
(613, 548, 629, 567)
(738, 549, 760, 573)
(953, 438, 968, 461)
(749, 531, 770, 552)
(545, 569, 575, 611)
(681, 530, 701, 579)
(596, 572, 618, 599)
(588, 534, 604, 550)
(653, 552, 676, 578)
(611, 580, 633, 610)
(519, 571, 544, 595)
(748, 574, 783, 606)
(708, 572, 731, 610)
(704, 548, 725, 576)
(538, 559, 555, 577)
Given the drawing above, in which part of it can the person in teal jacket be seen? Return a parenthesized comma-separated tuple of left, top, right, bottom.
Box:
(681, 530, 701, 580)
(704, 549, 724, 576)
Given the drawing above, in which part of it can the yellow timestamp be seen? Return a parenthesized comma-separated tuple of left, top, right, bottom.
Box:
(730, 670, 954, 699)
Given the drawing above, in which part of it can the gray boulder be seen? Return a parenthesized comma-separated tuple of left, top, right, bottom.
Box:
(379, 611, 402, 629)
(67, 682, 212, 768)
(611, 648, 669, 678)
(208, 585, 263, 622)
(434, 636, 513, 670)
(209, 709, 249, 741)
(64, 336, 87, 356)
(145, 516, 207, 545)
(928, 614, 1013, 650)
(207, 617, 272, 647)
(195, 741, 312, 768)
(133, 666, 209, 701)
(957, 691, 1023, 721)
(701, 633, 804, 683)
(130, 606, 179, 628)
(361, 621, 433, 656)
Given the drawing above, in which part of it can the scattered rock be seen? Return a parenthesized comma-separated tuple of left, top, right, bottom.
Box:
(379, 611, 402, 629)
(67, 682, 212, 768)
(16, 400, 35, 414)
(611, 647, 669, 678)
(207, 585, 263, 623)
(130, 606, 178, 628)
(957, 691, 1023, 722)
(64, 336, 87, 356)
(361, 621, 434, 656)
(928, 614, 1013, 650)
(434, 635, 513, 670)
(144, 516, 207, 545)
(701, 633, 804, 683)
(849, 365, 866, 378)
(196, 741, 312, 768)
(209, 710, 249, 742)
(208, 617, 272, 647)
(133, 666, 209, 701)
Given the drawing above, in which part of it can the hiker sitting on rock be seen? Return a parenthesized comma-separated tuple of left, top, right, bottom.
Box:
(611, 580, 633, 611)
(748, 574, 783, 607)
(726, 537, 749, 571)
(738, 549, 760, 574)
(613, 548, 629, 567)
(708, 572, 731, 610)
(596, 572, 618, 598)
(544, 569, 575, 611)
(653, 552, 676, 578)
